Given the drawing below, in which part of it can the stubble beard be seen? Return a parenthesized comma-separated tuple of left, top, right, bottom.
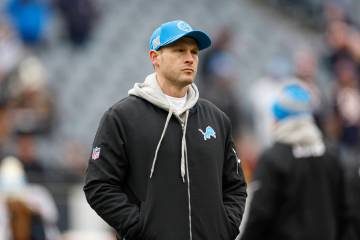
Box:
(166, 71, 196, 89)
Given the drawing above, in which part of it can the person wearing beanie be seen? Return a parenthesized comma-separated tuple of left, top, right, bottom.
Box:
(240, 83, 349, 240)
(84, 20, 247, 240)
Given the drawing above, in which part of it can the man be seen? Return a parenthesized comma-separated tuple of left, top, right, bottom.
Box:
(83, 20, 247, 240)
(240, 83, 348, 240)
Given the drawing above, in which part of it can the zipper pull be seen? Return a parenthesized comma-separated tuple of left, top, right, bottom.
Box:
(232, 147, 240, 175)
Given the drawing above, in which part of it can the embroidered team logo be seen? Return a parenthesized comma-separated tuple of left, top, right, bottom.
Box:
(198, 126, 216, 141)
(92, 147, 101, 160)
(177, 21, 192, 32)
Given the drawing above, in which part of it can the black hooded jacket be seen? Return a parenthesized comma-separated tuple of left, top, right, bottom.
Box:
(83, 94, 247, 240)
(241, 142, 348, 240)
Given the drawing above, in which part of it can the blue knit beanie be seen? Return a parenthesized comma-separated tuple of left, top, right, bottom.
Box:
(272, 83, 312, 121)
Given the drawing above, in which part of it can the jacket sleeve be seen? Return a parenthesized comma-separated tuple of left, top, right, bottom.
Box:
(83, 109, 140, 239)
(240, 152, 281, 240)
(222, 122, 247, 236)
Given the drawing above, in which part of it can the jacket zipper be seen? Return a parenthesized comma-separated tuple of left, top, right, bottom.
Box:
(232, 147, 240, 175)
(182, 122, 192, 240)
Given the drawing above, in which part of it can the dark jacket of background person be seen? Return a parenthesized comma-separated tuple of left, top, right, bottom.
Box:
(56, 0, 98, 46)
(241, 83, 348, 240)
(345, 154, 360, 240)
(242, 142, 347, 240)
(84, 73, 247, 240)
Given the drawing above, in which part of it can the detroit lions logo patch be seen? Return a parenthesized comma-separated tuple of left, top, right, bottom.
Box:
(198, 126, 216, 141)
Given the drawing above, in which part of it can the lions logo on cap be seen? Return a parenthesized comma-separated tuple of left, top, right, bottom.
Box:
(177, 21, 192, 32)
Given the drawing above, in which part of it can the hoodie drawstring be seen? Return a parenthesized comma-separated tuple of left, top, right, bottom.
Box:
(150, 110, 173, 179)
(180, 110, 189, 182)
(149, 109, 190, 183)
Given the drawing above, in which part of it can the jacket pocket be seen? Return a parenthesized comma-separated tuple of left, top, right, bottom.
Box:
(132, 201, 157, 240)
(222, 205, 239, 239)
(136, 201, 146, 239)
(125, 202, 145, 240)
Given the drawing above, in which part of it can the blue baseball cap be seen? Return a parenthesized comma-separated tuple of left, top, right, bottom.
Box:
(149, 20, 211, 51)
(272, 83, 312, 121)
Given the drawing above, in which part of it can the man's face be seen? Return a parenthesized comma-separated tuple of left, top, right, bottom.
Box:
(151, 37, 199, 88)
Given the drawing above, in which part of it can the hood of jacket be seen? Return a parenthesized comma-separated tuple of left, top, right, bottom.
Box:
(128, 72, 199, 116)
(273, 115, 325, 157)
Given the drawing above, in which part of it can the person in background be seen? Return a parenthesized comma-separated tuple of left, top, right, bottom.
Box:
(55, 0, 98, 46)
(324, 19, 360, 79)
(327, 58, 360, 151)
(330, 58, 360, 240)
(241, 83, 348, 240)
(0, 156, 61, 240)
(6, 0, 50, 45)
(10, 57, 55, 135)
(0, 100, 12, 160)
(0, 19, 24, 88)
(199, 26, 243, 140)
(249, 55, 292, 150)
(15, 132, 44, 184)
(294, 48, 327, 132)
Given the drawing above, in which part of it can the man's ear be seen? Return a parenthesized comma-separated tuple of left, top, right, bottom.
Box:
(149, 50, 160, 66)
